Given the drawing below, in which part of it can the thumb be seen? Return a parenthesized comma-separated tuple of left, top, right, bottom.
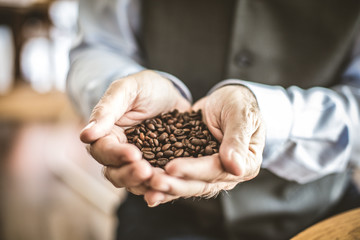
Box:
(219, 115, 252, 177)
(80, 80, 134, 143)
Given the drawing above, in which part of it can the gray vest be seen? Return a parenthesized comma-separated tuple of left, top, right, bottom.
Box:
(141, 0, 360, 239)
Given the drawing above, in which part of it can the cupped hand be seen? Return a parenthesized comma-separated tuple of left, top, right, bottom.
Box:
(80, 70, 191, 196)
(144, 85, 266, 206)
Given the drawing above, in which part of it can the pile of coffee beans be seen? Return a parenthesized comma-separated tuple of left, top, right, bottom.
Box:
(125, 109, 219, 168)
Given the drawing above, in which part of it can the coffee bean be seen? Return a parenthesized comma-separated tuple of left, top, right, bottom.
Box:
(174, 149, 184, 157)
(195, 146, 201, 152)
(163, 150, 174, 157)
(174, 129, 184, 135)
(191, 138, 203, 146)
(135, 128, 140, 135)
(165, 125, 171, 134)
(205, 146, 213, 155)
(149, 132, 157, 138)
(177, 135, 187, 140)
(146, 123, 156, 131)
(125, 109, 219, 168)
(174, 142, 183, 148)
(143, 151, 155, 160)
(159, 132, 168, 142)
(124, 128, 135, 135)
(157, 158, 169, 166)
(136, 139, 143, 146)
(139, 132, 145, 141)
(157, 127, 165, 132)
(162, 143, 171, 151)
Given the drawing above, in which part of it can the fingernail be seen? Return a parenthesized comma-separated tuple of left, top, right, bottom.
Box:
(82, 121, 96, 131)
(148, 201, 161, 208)
(148, 193, 165, 207)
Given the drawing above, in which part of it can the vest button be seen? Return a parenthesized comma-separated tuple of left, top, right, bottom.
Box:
(234, 50, 253, 68)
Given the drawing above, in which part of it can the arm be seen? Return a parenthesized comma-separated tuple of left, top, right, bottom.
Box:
(67, 0, 192, 198)
(145, 46, 360, 207)
(67, 0, 144, 118)
(209, 56, 360, 184)
(67, 0, 191, 119)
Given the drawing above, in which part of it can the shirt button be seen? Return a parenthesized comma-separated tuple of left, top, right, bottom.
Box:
(234, 50, 253, 68)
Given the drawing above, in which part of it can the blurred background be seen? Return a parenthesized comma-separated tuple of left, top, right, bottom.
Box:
(0, 0, 124, 239)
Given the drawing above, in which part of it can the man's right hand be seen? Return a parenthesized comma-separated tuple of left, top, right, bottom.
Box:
(80, 70, 191, 196)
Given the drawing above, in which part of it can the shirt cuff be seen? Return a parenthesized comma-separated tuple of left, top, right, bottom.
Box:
(155, 71, 193, 103)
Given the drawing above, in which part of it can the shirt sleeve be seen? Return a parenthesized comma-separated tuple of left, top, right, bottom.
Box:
(66, 0, 191, 119)
(209, 58, 360, 184)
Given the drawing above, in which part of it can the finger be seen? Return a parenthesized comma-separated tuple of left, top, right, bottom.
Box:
(243, 122, 266, 181)
(89, 134, 142, 167)
(165, 155, 239, 183)
(144, 190, 178, 207)
(148, 173, 222, 198)
(126, 184, 149, 196)
(104, 160, 153, 188)
(80, 79, 135, 143)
